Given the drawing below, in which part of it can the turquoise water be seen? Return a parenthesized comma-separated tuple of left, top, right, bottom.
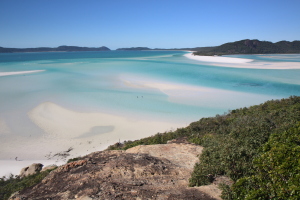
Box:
(0, 51, 300, 136)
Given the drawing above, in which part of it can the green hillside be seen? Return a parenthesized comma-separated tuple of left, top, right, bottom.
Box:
(194, 39, 300, 56)
(108, 96, 300, 199)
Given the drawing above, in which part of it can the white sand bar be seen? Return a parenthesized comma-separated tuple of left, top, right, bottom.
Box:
(28, 102, 180, 139)
(184, 53, 300, 69)
(0, 70, 45, 77)
(185, 53, 253, 63)
(25, 102, 181, 157)
(120, 74, 276, 109)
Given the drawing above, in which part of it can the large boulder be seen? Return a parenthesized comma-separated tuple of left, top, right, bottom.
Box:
(19, 163, 43, 178)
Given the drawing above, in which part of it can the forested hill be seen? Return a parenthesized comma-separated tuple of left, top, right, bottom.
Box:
(116, 47, 216, 51)
(194, 39, 300, 56)
(116, 47, 151, 51)
(0, 46, 110, 53)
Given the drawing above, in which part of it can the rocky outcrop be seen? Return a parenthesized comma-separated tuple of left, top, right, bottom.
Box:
(126, 143, 203, 170)
(12, 143, 221, 200)
(19, 163, 43, 178)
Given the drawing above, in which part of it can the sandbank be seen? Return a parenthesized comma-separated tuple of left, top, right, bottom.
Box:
(184, 53, 253, 63)
(184, 53, 300, 69)
(27, 102, 180, 140)
(0, 70, 45, 77)
(120, 74, 276, 108)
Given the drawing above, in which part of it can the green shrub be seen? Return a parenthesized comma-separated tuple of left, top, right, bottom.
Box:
(190, 96, 300, 187)
(67, 156, 82, 163)
(227, 122, 300, 199)
(0, 168, 56, 200)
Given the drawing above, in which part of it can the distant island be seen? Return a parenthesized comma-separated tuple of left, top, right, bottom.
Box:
(194, 39, 300, 56)
(116, 47, 151, 51)
(2, 39, 300, 55)
(0, 45, 110, 53)
(115, 39, 300, 55)
(116, 47, 215, 51)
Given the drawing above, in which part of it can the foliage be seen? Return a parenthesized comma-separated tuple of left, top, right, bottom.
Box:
(67, 156, 82, 163)
(107, 129, 190, 150)
(220, 184, 234, 200)
(189, 96, 300, 187)
(194, 39, 300, 55)
(0, 168, 56, 200)
(225, 122, 300, 199)
(106, 96, 300, 199)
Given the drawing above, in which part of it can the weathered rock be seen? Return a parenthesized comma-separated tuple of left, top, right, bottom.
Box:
(126, 143, 203, 170)
(19, 163, 43, 178)
(16, 144, 219, 200)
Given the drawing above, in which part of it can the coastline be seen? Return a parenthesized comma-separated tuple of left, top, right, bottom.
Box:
(0, 101, 184, 177)
(184, 53, 300, 69)
(0, 76, 276, 177)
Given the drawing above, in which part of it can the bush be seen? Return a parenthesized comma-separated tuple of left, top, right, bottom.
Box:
(227, 122, 300, 199)
(190, 96, 300, 187)
(67, 156, 82, 163)
(0, 168, 56, 200)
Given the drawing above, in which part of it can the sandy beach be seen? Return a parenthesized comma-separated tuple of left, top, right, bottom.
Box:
(0, 70, 45, 77)
(0, 101, 183, 177)
(184, 53, 300, 69)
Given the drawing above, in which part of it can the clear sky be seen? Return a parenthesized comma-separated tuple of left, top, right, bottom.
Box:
(1, 0, 300, 50)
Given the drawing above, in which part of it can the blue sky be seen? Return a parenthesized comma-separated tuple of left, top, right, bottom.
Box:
(1, 0, 300, 49)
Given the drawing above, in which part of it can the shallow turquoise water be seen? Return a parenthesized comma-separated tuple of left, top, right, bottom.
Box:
(0, 51, 300, 136)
